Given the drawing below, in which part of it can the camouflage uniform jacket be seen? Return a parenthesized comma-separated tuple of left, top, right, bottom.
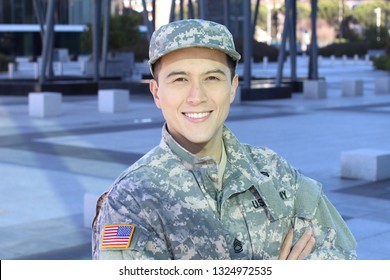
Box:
(92, 125, 357, 260)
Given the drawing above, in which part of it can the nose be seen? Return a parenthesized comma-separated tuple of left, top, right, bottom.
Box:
(186, 81, 207, 104)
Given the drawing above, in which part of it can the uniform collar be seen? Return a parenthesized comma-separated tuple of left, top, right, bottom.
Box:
(161, 124, 217, 169)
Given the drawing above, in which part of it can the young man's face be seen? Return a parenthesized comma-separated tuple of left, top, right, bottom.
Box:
(150, 47, 239, 157)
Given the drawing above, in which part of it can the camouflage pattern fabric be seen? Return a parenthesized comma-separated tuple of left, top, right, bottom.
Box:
(148, 19, 241, 76)
(92, 125, 357, 260)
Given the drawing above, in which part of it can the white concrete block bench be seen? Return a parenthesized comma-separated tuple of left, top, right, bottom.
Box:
(98, 89, 129, 113)
(342, 80, 363, 97)
(341, 149, 390, 181)
(374, 77, 390, 94)
(28, 92, 62, 117)
(303, 80, 327, 99)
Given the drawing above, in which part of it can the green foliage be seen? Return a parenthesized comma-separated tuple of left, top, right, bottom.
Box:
(386, 39, 390, 55)
(297, 2, 310, 19)
(255, 6, 268, 31)
(234, 39, 279, 62)
(109, 14, 142, 52)
(128, 37, 150, 62)
(342, 28, 361, 42)
(318, 42, 369, 57)
(353, 0, 387, 29)
(318, 0, 352, 27)
(80, 13, 142, 54)
(349, 1, 388, 48)
(364, 25, 389, 49)
(0, 33, 15, 56)
(80, 23, 92, 54)
(316, 0, 389, 46)
(0, 53, 16, 72)
(318, 0, 340, 26)
(372, 55, 390, 72)
(340, 15, 361, 42)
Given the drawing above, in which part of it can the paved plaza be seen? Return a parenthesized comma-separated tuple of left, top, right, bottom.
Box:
(0, 56, 390, 260)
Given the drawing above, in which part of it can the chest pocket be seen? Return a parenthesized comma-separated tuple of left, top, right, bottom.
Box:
(230, 185, 293, 260)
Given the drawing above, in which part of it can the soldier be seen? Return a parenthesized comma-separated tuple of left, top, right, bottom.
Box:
(92, 19, 357, 260)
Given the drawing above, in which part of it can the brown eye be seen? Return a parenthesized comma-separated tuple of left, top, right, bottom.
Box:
(174, 77, 187, 82)
(206, 76, 219, 81)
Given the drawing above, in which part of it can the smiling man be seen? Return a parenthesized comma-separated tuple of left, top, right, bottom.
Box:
(149, 46, 237, 163)
(92, 19, 357, 260)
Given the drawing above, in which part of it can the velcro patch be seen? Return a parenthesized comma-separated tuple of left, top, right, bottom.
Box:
(101, 224, 135, 249)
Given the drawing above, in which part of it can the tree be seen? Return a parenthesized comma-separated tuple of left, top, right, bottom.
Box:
(297, 1, 311, 20)
(318, 0, 353, 39)
(353, 0, 387, 29)
(108, 13, 142, 52)
(318, 0, 341, 27)
(80, 13, 142, 55)
(353, 0, 389, 48)
(341, 15, 362, 42)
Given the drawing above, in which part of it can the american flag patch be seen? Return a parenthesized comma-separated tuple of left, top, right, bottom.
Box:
(101, 224, 135, 249)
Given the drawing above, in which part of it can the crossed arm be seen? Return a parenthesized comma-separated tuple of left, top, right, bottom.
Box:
(278, 228, 315, 260)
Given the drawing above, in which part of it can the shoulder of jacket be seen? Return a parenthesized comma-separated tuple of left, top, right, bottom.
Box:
(113, 144, 177, 183)
(243, 144, 280, 160)
(242, 144, 323, 219)
(242, 144, 295, 177)
(294, 175, 323, 219)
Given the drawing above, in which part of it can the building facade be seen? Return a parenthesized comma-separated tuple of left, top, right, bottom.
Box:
(0, 0, 92, 56)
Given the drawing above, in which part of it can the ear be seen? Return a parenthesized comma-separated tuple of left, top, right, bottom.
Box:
(149, 79, 162, 109)
(229, 74, 239, 104)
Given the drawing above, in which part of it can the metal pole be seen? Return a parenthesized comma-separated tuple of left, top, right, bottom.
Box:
(180, 0, 184, 20)
(289, 0, 297, 81)
(0, 0, 3, 22)
(10, 0, 14, 23)
(47, 1, 55, 80)
(33, 0, 45, 80)
(152, 0, 156, 30)
(243, 0, 252, 89)
(33, 0, 45, 41)
(338, 0, 344, 39)
(142, 0, 153, 39)
(39, 0, 56, 83)
(309, 0, 318, 79)
(42, 0, 56, 80)
(93, 0, 102, 82)
(223, 0, 231, 29)
(188, 0, 195, 19)
(276, 0, 291, 86)
(199, 0, 207, 20)
(252, 0, 260, 39)
(102, 0, 111, 77)
(169, 0, 175, 22)
(386, 1, 390, 38)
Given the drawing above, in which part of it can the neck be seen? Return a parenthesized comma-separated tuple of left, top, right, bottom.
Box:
(194, 139, 223, 164)
(169, 128, 224, 164)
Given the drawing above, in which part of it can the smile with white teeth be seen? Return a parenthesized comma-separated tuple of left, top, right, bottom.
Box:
(184, 111, 211, 119)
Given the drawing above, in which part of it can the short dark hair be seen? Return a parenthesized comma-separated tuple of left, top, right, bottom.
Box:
(152, 54, 237, 83)
(225, 55, 237, 81)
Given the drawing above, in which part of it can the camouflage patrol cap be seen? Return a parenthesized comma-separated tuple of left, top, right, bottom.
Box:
(149, 19, 241, 76)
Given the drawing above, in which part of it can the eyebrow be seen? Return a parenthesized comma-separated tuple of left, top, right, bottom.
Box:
(165, 68, 227, 79)
(165, 71, 187, 79)
(205, 69, 227, 76)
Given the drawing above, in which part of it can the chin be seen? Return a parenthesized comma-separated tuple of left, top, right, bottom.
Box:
(186, 136, 211, 145)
